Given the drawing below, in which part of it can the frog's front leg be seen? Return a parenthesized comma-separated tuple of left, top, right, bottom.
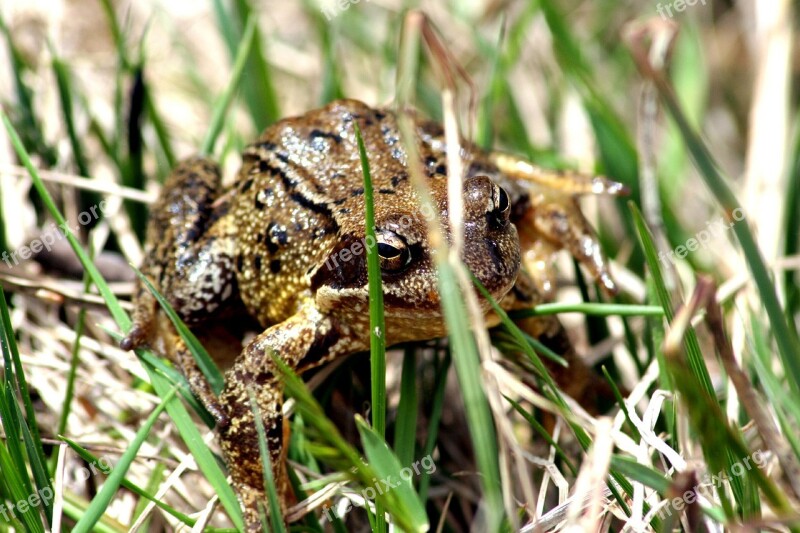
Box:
(489, 151, 626, 296)
(218, 298, 365, 530)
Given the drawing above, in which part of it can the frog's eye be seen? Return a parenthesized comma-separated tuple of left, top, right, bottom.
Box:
(376, 230, 411, 272)
(490, 184, 511, 228)
(496, 186, 510, 214)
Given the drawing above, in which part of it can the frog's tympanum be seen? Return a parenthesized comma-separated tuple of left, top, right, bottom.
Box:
(121, 99, 625, 530)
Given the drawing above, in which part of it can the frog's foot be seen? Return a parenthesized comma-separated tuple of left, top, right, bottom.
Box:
(120, 285, 158, 351)
(519, 195, 617, 294)
(489, 152, 628, 196)
(119, 324, 147, 351)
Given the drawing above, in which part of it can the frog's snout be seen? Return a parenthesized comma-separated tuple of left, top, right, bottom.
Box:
(460, 176, 520, 298)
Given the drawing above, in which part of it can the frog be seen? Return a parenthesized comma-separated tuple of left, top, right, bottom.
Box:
(120, 99, 625, 530)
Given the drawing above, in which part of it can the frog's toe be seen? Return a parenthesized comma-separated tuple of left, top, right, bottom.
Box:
(119, 324, 149, 351)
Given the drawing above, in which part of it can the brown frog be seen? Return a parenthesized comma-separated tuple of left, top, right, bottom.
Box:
(121, 99, 624, 530)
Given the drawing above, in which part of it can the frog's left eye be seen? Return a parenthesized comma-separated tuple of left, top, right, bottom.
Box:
(376, 230, 411, 272)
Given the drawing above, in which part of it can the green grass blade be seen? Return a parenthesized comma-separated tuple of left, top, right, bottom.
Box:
(0, 288, 54, 524)
(0, 109, 129, 328)
(417, 351, 448, 502)
(0, 13, 56, 168)
(0, 126, 237, 524)
(131, 461, 165, 530)
(355, 122, 388, 532)
(230, 0, 279, 130)
(276, 356, 426, 532)
(355, 417, 428, 532)
(638, 57, 800, 393)
(50, 48, 90, 178)
(393, 349, 418, 468)
(0, 438, 45, 533)
(505, 395, 577, 475)
(200, 14, 258, 156)
(0, 388, 37, 519)
(513, 303, 664, 317)
(300, 0, 345, 104)
(14, 400, 55, 525)
(144, 89, 176, 170)
(629, 202, 714, 397)
(436, 265, 503, 526)
(58, 252, 93, 437)
(141, 364, 244, 528)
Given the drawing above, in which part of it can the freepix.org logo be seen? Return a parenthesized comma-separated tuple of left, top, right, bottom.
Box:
(1, 200, 108, 268)
(323, 454, 436, 521)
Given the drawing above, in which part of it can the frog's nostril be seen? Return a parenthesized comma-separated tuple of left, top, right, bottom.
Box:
(463, 176, 493, 204)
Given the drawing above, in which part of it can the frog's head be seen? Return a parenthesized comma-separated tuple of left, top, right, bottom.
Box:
(310, 173, 520, 334)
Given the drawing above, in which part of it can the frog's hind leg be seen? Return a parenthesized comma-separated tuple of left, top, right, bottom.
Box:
(122, 157, 228, 347)
(121, 157, 238, 420)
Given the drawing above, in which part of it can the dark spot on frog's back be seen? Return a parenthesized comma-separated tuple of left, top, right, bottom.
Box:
(308, 129, 342, 144)
(269, 223, 288, 244)
(257, 140, 277, 152)
(287, 192, 340, 236)
(425, 155, 447, 176)
(270, 259, 282, 274)
(265, 222, 288, 254)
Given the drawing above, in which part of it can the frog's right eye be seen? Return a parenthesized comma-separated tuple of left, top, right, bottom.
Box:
(376, 230, 411, 272)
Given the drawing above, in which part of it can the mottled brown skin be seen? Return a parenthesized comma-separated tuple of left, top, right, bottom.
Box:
(121, 99, 622, 530)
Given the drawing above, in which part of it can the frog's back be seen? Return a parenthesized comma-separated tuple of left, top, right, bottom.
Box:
(230, 100, 417, 325)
